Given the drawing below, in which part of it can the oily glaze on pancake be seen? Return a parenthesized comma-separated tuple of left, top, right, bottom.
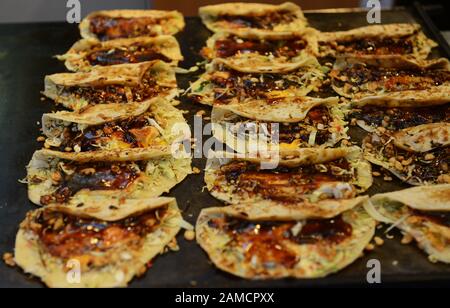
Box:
(41, 98, 188, 155)
(199, 2, 308, 39)
(189, 58, 326, 106)
(331, 57, 450, 106)
(44, 61, 178, 110)
(204, 148, 372, 214)
(196, 203, 375, 279)
(15, 198, 182, 287)
(58, 36, 183, 72)
(200, 30, 318, 73)
(349, 103, 450, 133)
(318, 24, 436, 60)
(211, 99, 347, 153)
(80, 10, 185, 41)
(27, 149, 192, 207)
(363, 130, 450, 185)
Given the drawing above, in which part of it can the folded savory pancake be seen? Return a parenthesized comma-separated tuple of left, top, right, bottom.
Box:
(27, 149, 191, 207)
(204, 148, 372, 213)
(363, 125, 450, 185)
(44, 61, 178, 110)
(349, 102, 449, 133)
(211, 98, 347, 153)
(200, 30, 318, 73)
(331, 57, 450, 106)
(364, 185, 450, 263)
(196, 203, 375, 279)
(189, 58, 325, 106)
(42, 98, 187, 154)
(80, 10, 185, 41)
(57, 36, 183, 72)
(199, 2, 307, 39)
(15, 197, 182, 287)
(318, 23, 436, 59)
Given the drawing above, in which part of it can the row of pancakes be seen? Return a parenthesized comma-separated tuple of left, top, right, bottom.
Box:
(189, 3, 450, 279)
(6, 2, 450, 286)
(13, 10, 194, 287)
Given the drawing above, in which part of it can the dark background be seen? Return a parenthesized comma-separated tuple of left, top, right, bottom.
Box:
(0, 0, 395, 22)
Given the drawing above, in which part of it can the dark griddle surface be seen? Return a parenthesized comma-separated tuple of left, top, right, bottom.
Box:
(0, 8, 449, 287)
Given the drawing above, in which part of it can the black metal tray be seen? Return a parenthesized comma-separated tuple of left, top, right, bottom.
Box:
(1, 7, 449, 288)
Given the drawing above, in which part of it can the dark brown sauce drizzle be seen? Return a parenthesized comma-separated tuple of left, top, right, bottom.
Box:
(40, 161, 145, 205)
(219, 159, 353, 202)
(90, 16, 166, 41)
(56, 112, 157, 152)
(366, 134, 450, 183)
(208, 215, 352, 268)
(334, 63, 450, 91)
(62, 70, 162, 105)
(215, 36, 307, 59)
(351, 104, 450, 130)
(87, 44, 171, 66)
(32, 207, 166, 259)
(412, 210, 450, 227)
(216, 10, 297, 30)
(228, 106, 332, 145)
(208, 67, 312, 104)
(322, 37, 414, 55)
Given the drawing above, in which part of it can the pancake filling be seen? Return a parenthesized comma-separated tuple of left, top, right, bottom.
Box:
(207, 214, 352, 268)
(87, 44, 172, 66)
(90, 16, 170, 41)
(216, 159, 356, 202)
(215, 11, 298, 30)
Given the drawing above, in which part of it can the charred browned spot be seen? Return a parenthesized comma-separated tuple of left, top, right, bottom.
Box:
(87, 44, 171, 66)
(216, 10, 297, 30)
(209, 215, 352, 268)
(31, 206, 166, 260)
(214, 36, 307, 59)
(89, 16, 168, 41)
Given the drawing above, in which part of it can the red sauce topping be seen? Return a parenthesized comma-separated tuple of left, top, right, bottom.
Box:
(90, 16, 167, 41)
